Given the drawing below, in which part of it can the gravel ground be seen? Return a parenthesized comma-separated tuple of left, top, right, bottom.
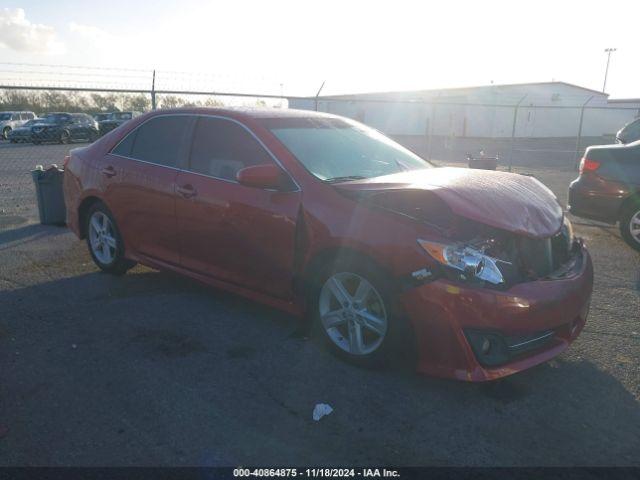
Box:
(0, 141, 638, 466)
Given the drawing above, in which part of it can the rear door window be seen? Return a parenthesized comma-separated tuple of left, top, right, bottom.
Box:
(120, 115, 192, 168)
(188, 117, 273, 181)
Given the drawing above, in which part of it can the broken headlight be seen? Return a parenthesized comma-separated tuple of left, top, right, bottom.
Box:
(562, 215, 574, 249)
(417, 239, 509, 286)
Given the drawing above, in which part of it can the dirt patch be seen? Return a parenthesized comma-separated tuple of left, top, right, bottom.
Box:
(130, 328, 207, 358)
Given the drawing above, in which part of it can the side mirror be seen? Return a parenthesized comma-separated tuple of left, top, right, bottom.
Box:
(236, 164, 289, 191)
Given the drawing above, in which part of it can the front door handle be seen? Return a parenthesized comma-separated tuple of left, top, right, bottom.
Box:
(176, 184, 197, 198)
(101, 166, 116, 178)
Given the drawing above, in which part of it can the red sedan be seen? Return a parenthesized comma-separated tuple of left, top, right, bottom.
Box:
(63, 108, 593, 381)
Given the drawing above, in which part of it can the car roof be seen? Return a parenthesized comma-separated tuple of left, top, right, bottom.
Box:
(147, 107, 339, 121)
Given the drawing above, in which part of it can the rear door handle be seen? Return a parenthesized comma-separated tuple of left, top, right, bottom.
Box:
(176, 184, 197, 198)
(101, 166, 116, 178)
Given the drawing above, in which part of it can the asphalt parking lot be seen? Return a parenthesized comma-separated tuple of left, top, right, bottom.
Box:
(0, 141, 638, 466)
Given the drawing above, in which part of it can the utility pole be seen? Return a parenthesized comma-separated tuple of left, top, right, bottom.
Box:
(602, 48, 616, 93)
(151, 69, 157, 110)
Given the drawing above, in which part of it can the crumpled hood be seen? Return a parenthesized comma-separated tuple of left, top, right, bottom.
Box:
(335, 167, 563, 238)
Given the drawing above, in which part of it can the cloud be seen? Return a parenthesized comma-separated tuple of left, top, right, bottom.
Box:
(69, 22, 115, 46)
(0, 8, 63, 53)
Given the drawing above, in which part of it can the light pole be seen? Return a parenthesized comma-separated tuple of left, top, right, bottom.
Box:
(602, 48, 616, 93)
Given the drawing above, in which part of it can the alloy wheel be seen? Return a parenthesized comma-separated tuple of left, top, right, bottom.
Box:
(630, 210, 640, 243)
(88, 211, 117, 265)
(319, 272, 388, 355)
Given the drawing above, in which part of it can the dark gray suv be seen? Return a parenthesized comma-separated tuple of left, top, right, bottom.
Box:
(569, 140, 640, 251)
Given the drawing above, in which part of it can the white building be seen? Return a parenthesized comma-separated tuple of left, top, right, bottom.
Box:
(289, 81, 639, 140)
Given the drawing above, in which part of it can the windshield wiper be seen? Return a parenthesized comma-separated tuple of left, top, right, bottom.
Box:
(325, 175, 367, 183)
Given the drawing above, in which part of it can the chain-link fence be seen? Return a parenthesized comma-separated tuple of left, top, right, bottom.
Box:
(299, 97, 640, 171)
(1, 63, 639, 226)
(0, 64, 298, 225)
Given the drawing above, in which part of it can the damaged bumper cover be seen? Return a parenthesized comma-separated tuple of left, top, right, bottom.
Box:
(400, 242, 593, 381)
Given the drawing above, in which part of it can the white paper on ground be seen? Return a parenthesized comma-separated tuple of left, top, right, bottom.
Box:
(312, 403, 333, 421)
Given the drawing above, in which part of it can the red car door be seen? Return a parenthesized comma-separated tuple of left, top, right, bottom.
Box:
(104, 115, 194, 265)
(175, 116, 301, 300)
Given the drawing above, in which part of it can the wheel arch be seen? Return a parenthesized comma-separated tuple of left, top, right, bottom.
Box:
(618, 192, 640, 220)
(302, 246, 394, 300)
(77, 196, 104, 239)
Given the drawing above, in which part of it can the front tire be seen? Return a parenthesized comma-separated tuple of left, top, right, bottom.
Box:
(59, 130, 70, 144)
(620, 199, 640, 252)
(310, 258, 411, 368)
(2, 127, 10, 140)
(85, 203, 136, 275)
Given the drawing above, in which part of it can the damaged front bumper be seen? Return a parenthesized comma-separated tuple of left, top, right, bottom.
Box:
(400, 243, 593, 381)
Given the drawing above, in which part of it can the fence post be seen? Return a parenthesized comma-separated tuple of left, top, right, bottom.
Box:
(314, 80, 326, 112)
(508, 95, 527, 172)
(427, 103, 437, 161)
(575, 95, 594, 169)
(151, 70, 156, 110)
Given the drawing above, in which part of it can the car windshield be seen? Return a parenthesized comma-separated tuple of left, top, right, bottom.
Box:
(263, 117, 432, 182)
(0, 113, 11, 120)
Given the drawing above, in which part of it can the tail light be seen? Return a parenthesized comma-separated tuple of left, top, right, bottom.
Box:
(63, 155, 71, 168)
(579, 157, 600, 174)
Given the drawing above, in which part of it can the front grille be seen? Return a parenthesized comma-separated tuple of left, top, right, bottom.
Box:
(518, 228, 572, 279)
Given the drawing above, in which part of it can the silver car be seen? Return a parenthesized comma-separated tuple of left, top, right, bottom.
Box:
(0, 111, 37, 140)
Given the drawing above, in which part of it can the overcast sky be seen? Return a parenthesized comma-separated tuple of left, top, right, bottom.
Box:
(1, 0, 638, 98)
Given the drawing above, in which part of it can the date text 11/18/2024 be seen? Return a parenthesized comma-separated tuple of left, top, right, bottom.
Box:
(232, 468, 400, 478)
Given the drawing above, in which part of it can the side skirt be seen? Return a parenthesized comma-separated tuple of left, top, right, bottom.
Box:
(127, 252, 305, 317)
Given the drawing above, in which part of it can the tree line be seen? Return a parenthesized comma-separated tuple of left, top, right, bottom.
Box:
(0, 89, 227, 114)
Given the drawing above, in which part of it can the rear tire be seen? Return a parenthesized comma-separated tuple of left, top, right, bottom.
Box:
(85, 202, 136, 275)
(620, 199, 640, 252)
(59, 131, 70, 144)
(309, 257, 413, 369)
